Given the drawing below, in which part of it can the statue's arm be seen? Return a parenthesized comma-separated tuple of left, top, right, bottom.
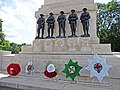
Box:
(88, 13, 91, 19)
(80, 14, 84, 21)
(46, 17, 50, 23)
(64, 15, 66, 21)
(53, 17, 55, 23)
(75, 14, 78, 20)
(68, 15, 71, 21)
(37, 18, 40, 24)
(57, 16, 60, 22)
(41, 18, 45, 24)
(43, 18, 45, 23)
(84, 12, 91, 20)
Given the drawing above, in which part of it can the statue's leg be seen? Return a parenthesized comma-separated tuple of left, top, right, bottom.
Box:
(37, 26, 40, 38)
(48, 25, 50, 37)
(73, 23, 76, 36)
(70, 24, 74, 36)
(63, 26, 66, 37)
(51, 25, 54, 37)
(62, 23, 65, 37)
(86, 22, 89, 35)
(59, 24, 61, 36)
(41, 25, 44, 38)
(82, 23, 86, 35)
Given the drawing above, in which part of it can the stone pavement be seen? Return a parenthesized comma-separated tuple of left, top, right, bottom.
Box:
(0, 73, 120, 90)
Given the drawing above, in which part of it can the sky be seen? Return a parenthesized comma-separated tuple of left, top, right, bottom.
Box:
(0, 0, 119, 44)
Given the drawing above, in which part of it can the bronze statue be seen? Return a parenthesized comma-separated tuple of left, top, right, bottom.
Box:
(57, 11, 66, 38)
(80, 8, 91, 37)
(68, 9, 78, 37)
(46, 12, 55, 38)
(35, 14, 45, 39)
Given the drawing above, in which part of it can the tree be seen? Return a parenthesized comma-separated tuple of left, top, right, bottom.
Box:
(0, 19, 3, 32)
(10, 43, 21, 54)
(0, 32, 5, 45)
(97, 0, 120, 51)
(1, 40, 11, 51)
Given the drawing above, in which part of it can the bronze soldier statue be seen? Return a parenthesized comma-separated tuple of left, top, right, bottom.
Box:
(46, 12, 55, 38)
(68, 9, 78, 37)
(80, 8, 91, 37)
(57, 11, 66, 38)
(35, 14, 45, 39)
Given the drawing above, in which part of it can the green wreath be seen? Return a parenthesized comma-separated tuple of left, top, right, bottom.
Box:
(62, 59, 83, 81)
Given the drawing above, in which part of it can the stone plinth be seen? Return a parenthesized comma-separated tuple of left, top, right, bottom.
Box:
(22, 37, 111, 54)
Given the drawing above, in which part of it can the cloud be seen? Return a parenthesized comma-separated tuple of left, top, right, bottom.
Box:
(0, 1, 2, 5)
(0, 0, 44, 44)
(94, 0, 114, 3)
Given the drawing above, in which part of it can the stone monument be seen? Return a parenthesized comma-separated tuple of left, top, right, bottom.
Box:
(0, 0, 120, 90)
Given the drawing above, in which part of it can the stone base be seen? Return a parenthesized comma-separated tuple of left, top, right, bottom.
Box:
(21, 37, 111, 54)
(0, 53, 120, 90)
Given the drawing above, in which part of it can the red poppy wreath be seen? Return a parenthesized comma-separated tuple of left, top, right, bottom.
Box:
(7, 63, 21, 76)
(44, 61, 58, 78)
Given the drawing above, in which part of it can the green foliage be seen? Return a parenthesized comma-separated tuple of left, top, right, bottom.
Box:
(0, 41, 22, 54)
(10, 43, 21, 54)
(0, 33, 21, 54)
(0, 19, 3, 32)
(97, 0, 120, 52)
(0, 32, 5, 45)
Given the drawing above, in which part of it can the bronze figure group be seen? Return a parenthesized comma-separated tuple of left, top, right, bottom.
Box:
(35, 8, 91, 39)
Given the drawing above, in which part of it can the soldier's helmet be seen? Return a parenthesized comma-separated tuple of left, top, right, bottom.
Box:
(71, 9, 75, 12)
(83, 8, 87, 11)
(40, 14, 44, 16)
(49, 12, 54, 15)
(60, 11, 64, 14)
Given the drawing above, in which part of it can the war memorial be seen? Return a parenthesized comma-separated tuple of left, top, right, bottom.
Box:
(0, 0, 120, 90)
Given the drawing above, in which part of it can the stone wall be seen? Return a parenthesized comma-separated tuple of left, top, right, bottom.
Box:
(0, 51, 11, 70)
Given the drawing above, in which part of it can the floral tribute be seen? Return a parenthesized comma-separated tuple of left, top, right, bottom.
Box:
(7, 63, 21, 76)
(44, 61, 58, 78)
(25, 61, 34, 75)
(86, 54, 112, 83)
(62, 59, 83, 81)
